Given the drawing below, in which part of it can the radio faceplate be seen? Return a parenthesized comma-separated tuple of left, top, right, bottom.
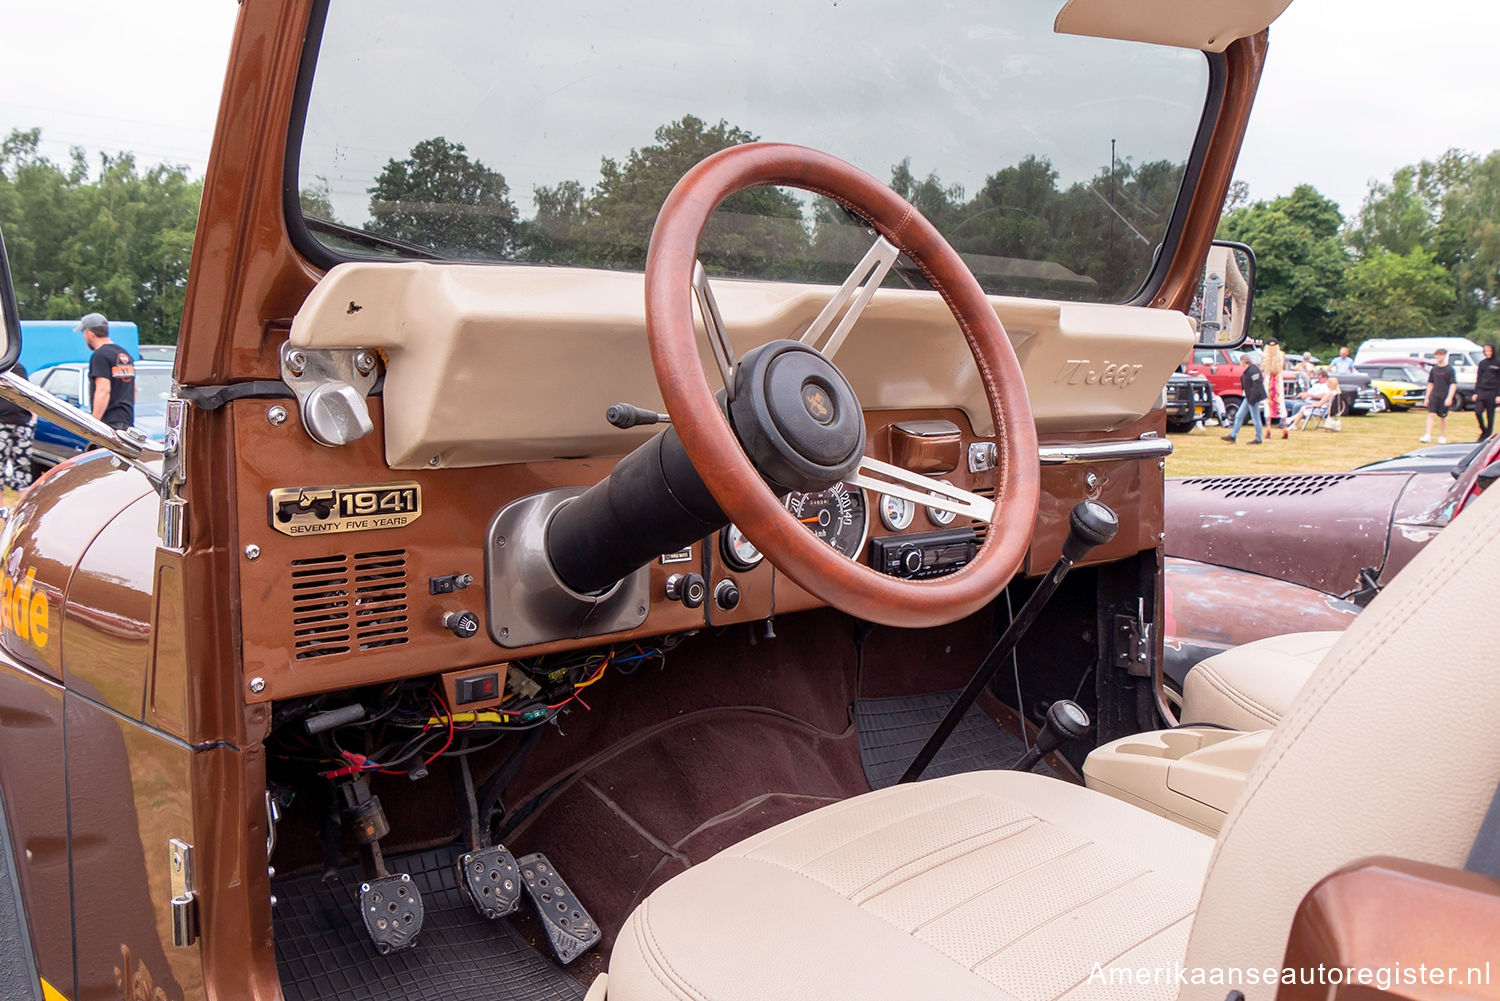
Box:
(868, 528, 979, 579)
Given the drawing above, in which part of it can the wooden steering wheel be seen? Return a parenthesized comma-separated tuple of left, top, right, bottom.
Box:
(644, 143, 1039, 629)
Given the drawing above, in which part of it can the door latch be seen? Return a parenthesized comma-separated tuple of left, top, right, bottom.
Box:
(169, 838, 199, 947)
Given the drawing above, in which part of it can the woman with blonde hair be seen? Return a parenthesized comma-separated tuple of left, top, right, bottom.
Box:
(1263, 339, 1287, 438)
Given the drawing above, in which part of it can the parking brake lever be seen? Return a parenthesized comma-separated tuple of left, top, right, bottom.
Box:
(897, 500, 1118, 784)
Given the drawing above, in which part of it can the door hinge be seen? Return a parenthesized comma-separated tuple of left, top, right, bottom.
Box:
(1113, 598, 1153, 678)
(169, 838, 199, 947)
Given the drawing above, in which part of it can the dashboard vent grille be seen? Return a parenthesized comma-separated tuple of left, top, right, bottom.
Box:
(289, 549, 409, 660)
(972, 486, 995, 540)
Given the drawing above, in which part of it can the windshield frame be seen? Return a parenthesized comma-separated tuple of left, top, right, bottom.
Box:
(281, 0, 1227, 309)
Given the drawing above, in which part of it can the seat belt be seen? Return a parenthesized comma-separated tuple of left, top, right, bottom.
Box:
(1464, 775, 1500, 878)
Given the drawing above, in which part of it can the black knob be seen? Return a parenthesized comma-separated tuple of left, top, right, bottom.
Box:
(665, 573, 706, 609)
(442, 610, 480, 639)
(605, 403, 664, 429)
(900, 546, 923, 576)
(714, 579, 741, 611)
(1035, 699, 1091, 756)
(1061, 500, 1118, 562)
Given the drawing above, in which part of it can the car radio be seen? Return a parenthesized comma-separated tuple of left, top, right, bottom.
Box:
(869, 528, 979, 579)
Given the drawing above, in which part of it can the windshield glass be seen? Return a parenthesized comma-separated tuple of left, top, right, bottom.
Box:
(294, 1, 1211, 303)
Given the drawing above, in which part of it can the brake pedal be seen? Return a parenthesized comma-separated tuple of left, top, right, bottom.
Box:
(358, 873, 424, 954)
(458, 845, 522, 919)
(517, 852, 600, 964)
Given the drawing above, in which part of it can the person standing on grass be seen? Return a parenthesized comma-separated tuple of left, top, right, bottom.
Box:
(1331, 346, 1356, 375)
(1221, 351, 1267, 445)
(1473, 344, 1500, 441)
(1420, 348, 1458, 444)
(1264, 339, 1288, 439)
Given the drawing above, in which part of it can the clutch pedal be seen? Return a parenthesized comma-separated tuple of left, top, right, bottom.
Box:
(517, 852, 600, 964)
(457, 844, 523, 919)
(358, 873, 424, 954)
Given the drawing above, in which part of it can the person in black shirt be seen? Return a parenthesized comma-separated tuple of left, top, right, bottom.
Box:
(1220, 352, 1267, 444)
(1420, 348, 1458, 444)
(0, 361, 33, 503)
(77, 312, 135, 430)
(1473, 344, 1500, 440)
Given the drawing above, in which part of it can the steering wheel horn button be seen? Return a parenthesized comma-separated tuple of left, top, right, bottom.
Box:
(801, 382, 836, 425)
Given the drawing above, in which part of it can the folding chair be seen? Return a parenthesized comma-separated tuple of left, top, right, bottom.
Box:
(1292, 395, 1334, 431)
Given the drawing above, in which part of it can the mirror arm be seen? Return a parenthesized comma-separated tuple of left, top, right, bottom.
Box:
(0, 371, 167, 484)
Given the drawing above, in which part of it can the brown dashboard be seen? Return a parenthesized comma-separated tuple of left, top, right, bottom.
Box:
(233, 397, 1163, 704)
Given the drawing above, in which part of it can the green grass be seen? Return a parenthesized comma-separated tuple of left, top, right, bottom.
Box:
(1164, 409, 1483, 478)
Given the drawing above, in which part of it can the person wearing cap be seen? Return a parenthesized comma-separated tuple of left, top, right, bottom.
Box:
(76, 312, 136, 431)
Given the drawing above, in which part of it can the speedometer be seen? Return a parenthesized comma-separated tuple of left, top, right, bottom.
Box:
(785, 482, 868, 559)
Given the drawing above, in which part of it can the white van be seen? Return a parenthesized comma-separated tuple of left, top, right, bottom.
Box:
(1354, 336, 1484, 368)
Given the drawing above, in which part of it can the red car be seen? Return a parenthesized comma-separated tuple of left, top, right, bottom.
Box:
(1184, 347, 1249, 410)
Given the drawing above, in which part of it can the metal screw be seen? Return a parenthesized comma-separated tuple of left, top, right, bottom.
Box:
(1158, 459, 1166, 470)
(361, 883, 371, 893)
(400, 873, 410, 882)
(428, 456, 440, 467)
(1159, 531, 1167, 541)
(354, 350, 377, 375)
(267, 405, 288, 426)
(249, 677, 266, 694)
(495, 536, 507, 549)
(637, 605, 646, 617)
(500, 627, 510, 639)
(269, 894, 278, 908)
(285, 349, 308, 375)
(268, 866, 276, 878)
(244, 544, 261, 560)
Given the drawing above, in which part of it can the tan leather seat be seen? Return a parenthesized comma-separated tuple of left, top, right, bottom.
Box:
(1180, 631, 1340, 730)
(611, 771, 1212, 1001)
(608, 485, 1500, 1001)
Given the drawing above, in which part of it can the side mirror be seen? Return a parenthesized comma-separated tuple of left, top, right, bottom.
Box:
(1194, 240, 1255, 348)
(1477, 460, 1500, 491)
(0, 228, 21, 373)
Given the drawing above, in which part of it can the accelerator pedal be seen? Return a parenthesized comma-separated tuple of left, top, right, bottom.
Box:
(457, 844, 523, 919)
(517, 852, 600, 964)
(358, 873, 424, 954)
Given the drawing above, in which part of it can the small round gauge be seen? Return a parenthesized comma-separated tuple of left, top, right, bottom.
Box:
(720, 523, 764, 571)
(879, 494, 915, 531)
(785, 482, 868, 559)
(926, 482, 957, 526)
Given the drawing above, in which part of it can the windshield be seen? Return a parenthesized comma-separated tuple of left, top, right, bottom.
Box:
(293, 0, 1212, 303)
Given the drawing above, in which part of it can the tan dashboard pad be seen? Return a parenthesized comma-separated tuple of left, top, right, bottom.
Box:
(290, 265, 1192, 470)
(1054, 0, 1292, 53)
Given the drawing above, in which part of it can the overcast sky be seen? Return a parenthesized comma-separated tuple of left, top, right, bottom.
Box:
(2, 0, 1499, 222)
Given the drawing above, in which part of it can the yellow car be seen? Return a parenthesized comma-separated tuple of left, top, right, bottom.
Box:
(1356, 363, 1429, 411)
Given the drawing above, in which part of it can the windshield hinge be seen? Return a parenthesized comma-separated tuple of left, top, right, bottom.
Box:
(280, 342, 379, 448)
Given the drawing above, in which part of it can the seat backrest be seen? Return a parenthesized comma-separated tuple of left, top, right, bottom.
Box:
(1180, 481, 1500, 1000)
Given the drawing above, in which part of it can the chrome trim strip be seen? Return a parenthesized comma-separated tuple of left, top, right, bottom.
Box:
(1038, 435, 1174, 465)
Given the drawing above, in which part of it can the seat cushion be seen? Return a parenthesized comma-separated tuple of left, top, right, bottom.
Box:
(608, 771, 1213, 1001)
(1179, 631, 1340, 730)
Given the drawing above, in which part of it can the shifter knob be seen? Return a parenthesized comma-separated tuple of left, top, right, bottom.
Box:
(1062, 500, 1118, 562)
(1011, 699, 1091, 772)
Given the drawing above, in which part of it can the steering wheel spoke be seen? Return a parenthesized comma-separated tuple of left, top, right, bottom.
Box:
(692, 261, 737, 399)
(847, 456, 995, 524)
(798, 235, 901, 359)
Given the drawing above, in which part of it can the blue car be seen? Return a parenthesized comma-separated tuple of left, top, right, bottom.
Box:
(26, 359, 173, 473)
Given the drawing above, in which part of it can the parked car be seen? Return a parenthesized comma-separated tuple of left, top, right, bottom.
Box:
(1360, 356, 1474, 409)
(1163, 434, 1500, 683)
(1184, 346, 1249, 410)
(1355, 362, 1428, 411)
(26, 359, 173, 472)
(1165, 370, 1213, 432)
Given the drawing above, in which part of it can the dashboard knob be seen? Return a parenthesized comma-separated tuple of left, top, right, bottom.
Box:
(665, 572, 706, 609)
(442, 610, 480, 638)
(714, 579, 741, 611)
(900, 547, 924, 576)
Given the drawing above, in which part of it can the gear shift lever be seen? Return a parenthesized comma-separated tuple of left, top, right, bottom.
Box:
(1011, 699, 1090, 772)
(897, 500, 1118, 784)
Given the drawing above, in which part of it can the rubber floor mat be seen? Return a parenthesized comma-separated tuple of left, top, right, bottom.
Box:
(273, 845, 585, 1001)
(854, 691, 1037, 789)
